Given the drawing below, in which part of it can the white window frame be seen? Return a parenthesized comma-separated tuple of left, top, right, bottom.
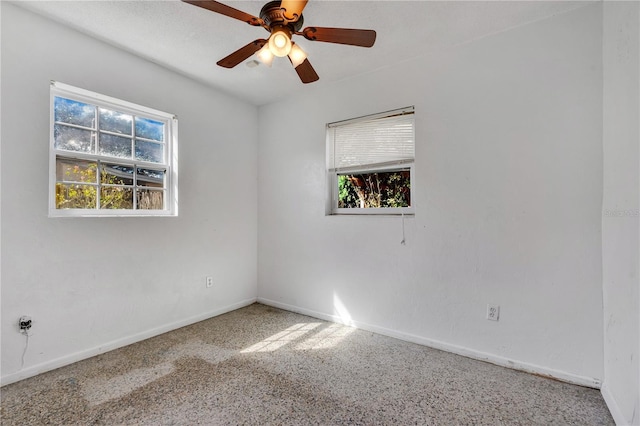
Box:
(49, 81, 178, 217)
(326, 107, 415, 215)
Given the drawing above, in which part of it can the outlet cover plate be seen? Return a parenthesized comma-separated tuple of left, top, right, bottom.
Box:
(487, 304, 500, 321)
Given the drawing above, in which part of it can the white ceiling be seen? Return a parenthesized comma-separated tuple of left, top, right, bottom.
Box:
(13, 0, 590, 106)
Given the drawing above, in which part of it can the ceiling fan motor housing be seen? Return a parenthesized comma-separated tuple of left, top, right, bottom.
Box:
(260, 0, 304, 31)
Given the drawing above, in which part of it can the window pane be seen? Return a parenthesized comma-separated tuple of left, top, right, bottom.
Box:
(135, 117, 164, 141)
(54, 124, 94, 153)
(56, 158, 97, 183)
(99, 108, 133, 135)
(137, 189, 164, 210)
(100, 187, 133, 209)
(54, 97, 95, 128)
(50, 83, 177, 216)
(101, 163, 134, 186)
(136, 168, 165, 188)
(99, 133, 132, 159)
(338, 169, 411, 208)
(56, 183, 97, 209)
(135, 140, 164, 163)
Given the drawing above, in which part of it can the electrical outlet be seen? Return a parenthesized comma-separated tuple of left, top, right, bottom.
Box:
(19, 316, 32, 333)
(486, 304, 500, 321)
(206, 277, 213, 288)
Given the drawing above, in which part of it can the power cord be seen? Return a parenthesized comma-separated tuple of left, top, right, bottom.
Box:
(18, 316, 32, 370)
(20, 329, 30, 370)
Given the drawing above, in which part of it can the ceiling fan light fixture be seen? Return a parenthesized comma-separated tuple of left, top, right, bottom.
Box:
(288, 43, 307, 68)
(268, 27, 292, 57)
(257, 44, 274, 67)
(183, 0, 377, 84)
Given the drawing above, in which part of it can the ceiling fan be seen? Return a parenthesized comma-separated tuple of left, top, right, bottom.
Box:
(182, 0, 377, 84)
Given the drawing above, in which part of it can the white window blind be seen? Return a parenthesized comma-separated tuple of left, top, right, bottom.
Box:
(328, 106, 415, 171)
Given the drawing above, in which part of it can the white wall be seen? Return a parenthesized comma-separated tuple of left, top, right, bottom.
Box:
(258, 4, 604, 385)
(601, 2, 640, 424)
(1, 3, 258, 384)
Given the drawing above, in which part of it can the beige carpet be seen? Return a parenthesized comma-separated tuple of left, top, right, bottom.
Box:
(1, 303, 613, 425)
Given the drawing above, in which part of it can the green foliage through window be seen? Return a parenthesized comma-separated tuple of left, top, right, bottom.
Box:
(55, 159, 164, 210)
(338, 169, 411, 208)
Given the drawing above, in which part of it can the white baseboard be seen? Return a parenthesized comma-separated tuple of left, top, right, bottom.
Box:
(1, 298, 257, 386)
(4, 296, 603, 391)
(257, 297, 602, 389)
(601, 382, 633, 426)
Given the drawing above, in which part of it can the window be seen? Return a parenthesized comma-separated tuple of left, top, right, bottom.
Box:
(327, 106, 415, 215)
(49, 82, 177, 217)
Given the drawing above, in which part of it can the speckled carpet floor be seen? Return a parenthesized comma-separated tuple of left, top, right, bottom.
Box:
(1, 303, 613, 425)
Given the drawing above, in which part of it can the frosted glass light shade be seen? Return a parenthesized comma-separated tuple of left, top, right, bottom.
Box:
(268, 28, 292, 57)
(288, 43, 307, 68)
(257, 44, 274, 67)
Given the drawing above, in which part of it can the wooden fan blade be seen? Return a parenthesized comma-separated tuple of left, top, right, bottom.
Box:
(294, 58, 319, 84)
(301, 27, 376, 47)
(217, 39, 267, 68)
(182, 1, 264, 27)
(280, 0, 308, 21)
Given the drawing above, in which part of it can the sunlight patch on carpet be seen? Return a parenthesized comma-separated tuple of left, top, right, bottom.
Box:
(241, 323, 322, 353)
(295, 323, 355, 350)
